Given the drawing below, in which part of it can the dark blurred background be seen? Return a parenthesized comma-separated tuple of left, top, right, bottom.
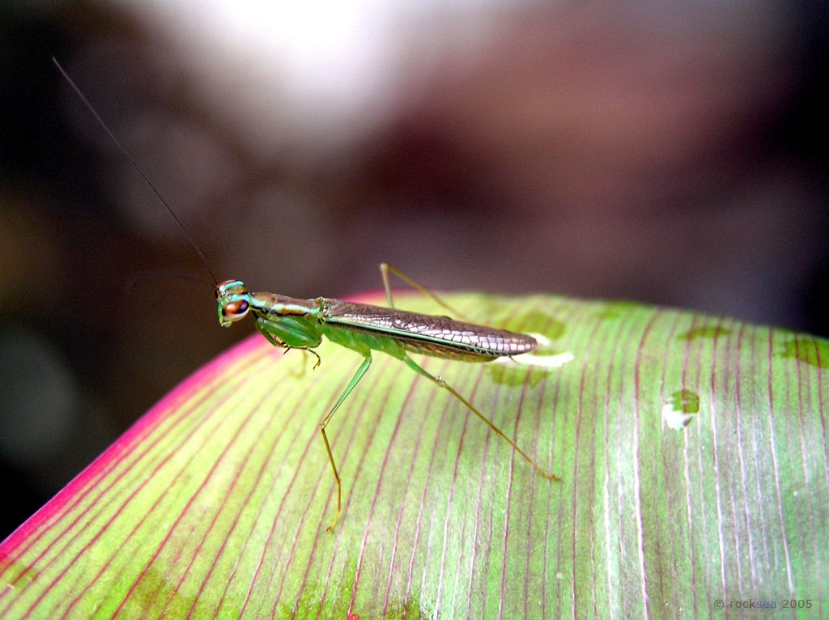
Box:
(1, 1, 827, 540)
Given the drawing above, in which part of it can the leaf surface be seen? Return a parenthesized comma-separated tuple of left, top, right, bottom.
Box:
(1, 293, 826, 618)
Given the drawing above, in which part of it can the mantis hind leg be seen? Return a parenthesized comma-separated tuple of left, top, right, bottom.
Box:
(320, 355, 372, 532)
(401, 355, 559, 483)
(380, 263, 471, 322)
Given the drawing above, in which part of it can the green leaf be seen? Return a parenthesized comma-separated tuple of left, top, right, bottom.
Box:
(1, 293, 827, 617)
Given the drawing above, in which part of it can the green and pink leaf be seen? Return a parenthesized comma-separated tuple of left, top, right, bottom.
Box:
(1, 292, 827, 617)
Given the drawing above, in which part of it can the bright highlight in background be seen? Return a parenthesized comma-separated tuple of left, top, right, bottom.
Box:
(116, 0, 455, 150)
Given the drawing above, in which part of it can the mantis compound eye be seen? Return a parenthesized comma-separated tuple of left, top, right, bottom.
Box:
(222, 300, 250, 320)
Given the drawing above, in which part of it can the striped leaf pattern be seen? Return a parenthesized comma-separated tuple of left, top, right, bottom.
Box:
(1, 293, 826, 618)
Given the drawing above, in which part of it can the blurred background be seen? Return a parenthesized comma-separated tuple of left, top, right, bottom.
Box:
(1, 0, 827, 540)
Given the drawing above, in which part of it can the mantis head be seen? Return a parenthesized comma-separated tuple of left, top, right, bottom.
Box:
(216, 280, 251, 327)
